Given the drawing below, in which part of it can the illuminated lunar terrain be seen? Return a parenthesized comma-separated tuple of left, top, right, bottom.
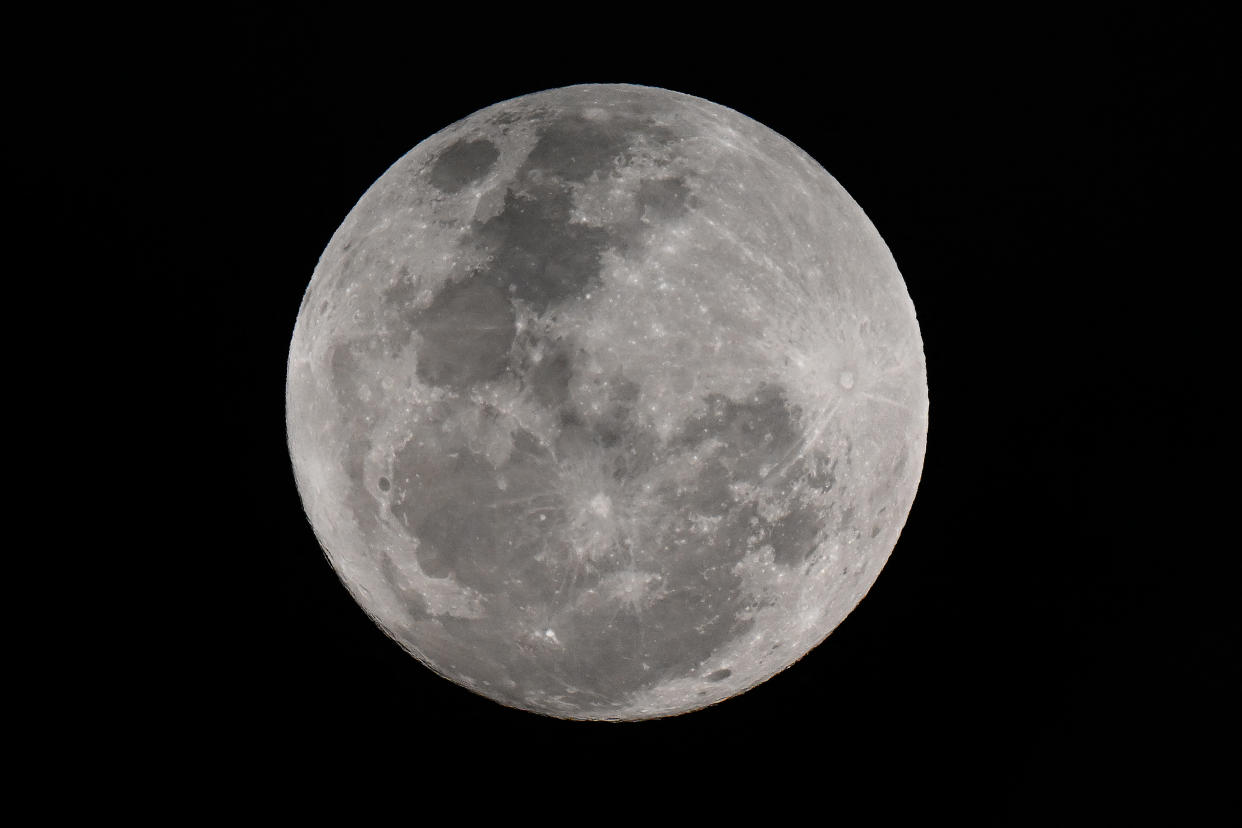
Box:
(286, 84, 927, 719)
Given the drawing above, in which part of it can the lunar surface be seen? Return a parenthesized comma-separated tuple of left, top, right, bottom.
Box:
(286, 84, 927, 720)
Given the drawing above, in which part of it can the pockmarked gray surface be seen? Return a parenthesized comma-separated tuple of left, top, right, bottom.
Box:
(287, 84, 928, 720)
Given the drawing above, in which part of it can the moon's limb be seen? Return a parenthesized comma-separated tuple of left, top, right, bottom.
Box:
(286, 84, 927, 719)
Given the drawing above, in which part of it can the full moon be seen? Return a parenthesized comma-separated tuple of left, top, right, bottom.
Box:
(286, 84, 927, 720)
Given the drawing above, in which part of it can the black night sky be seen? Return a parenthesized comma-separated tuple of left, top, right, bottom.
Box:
(70, 7, 1230, 820)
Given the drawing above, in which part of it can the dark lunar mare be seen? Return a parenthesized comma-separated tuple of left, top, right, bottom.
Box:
(412, 278, 515, 390)
(428, 139, 499, 193)
(408, 109, 691, 399)
(382, 376, 819, 710)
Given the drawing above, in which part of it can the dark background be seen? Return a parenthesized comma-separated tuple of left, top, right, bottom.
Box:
(69, 6, 1230, 821)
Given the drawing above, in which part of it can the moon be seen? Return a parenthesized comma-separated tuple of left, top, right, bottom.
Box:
(286, 84, 927, 720)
